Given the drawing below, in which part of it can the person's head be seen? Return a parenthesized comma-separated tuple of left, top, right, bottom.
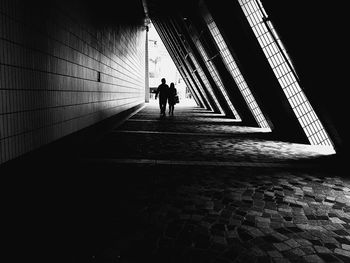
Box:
(161, 78, 166, 84)
(170, 82, 175, 89)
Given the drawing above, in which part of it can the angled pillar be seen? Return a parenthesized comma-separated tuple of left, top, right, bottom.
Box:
(181, 6, 263, 125)
(145, 25, 150, 103)
(199, 1, 271, 129)
(170, 18, 223, 114)
(202, 0, 310, 143)
(181, 18, 240, 119)
(260, 0, 343, 152)
(165, 19, 216, 112)
(173, 16, 239, 117)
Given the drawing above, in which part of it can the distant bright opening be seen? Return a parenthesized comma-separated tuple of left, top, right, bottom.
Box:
(239, 0, 335, 150)
(204, 13, 270, 129)
(148, 23, 194, 105)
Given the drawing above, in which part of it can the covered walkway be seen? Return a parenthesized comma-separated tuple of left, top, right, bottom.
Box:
(1, 1, 349, 262)
(4, 101, 349, 263)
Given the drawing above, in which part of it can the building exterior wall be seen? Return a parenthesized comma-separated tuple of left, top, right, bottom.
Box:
(0, 0, 146, 164)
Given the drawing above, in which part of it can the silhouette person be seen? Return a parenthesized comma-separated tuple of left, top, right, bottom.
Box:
(168, 82, 177, 116)
(155, 78, 169, 116)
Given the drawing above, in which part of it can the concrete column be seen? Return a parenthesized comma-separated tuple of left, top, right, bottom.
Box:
(145, 26, 150, 103)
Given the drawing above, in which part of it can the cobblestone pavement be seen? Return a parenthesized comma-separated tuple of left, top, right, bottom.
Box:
(4, 101, 347, 263)
(125, 165, 350, 263)
(76, 102, 349, 263)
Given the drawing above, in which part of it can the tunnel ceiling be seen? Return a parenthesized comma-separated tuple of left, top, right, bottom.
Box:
(145, 0, 199, 16)
(65, 0, 147, 26)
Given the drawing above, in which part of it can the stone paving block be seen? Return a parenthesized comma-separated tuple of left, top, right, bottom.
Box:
(272, 258, 291, 263)
(265, 209, 279, 215)
(288, 248, 306, 257)
(271, 222, 284, 229)
(341, 244, 350, 251)
(213, 235, 227, 246)
(303, 254, 325, 263)
(284, 239, 300, 248)
(248, 210, 263, 217)
(249, 228, 265, 237)
(334, 248, 350, 258)
(300, 246, 316, 255)
(333, 229, 350, 236)
(235, 253, 259, 263)
(257, 217, 271, 223)
(267, 250, 284, 258)
(227, 230, 238, 239)
(273, 242, 291, 252)
(279, 208, 292, 213)
(330, 218, 346, 224)
(272, 232, 289, 241)
(251, 246, 267, 257)
(313, 246, 332, 254)
(229, 219, 242, 227)
(283, 222, 296, 228)
(318, 254, 342, 262)
(237, 228, 253, 242)
(324, 243, 340, 250)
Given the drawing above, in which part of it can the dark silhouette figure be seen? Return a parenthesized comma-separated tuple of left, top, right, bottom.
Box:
(168, 82, 177, 116)
(155, 78, 169, 116)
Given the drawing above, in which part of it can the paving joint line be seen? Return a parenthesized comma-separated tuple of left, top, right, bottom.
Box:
(83, 158, 318, 168)
(109, 130, 267, 137)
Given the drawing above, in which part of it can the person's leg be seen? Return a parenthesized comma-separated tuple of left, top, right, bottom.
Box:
(161, 98, 166, 114)
(164, 99, 167, 114)
(161, 100, 166, 115)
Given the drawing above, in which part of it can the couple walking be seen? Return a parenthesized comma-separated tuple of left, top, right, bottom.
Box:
(155, 78, 178, 117)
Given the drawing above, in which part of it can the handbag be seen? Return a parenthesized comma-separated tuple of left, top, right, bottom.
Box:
(174, 95, 179, 104)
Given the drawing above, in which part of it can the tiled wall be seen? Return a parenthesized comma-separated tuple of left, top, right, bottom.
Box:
(0, 0, 146, 164)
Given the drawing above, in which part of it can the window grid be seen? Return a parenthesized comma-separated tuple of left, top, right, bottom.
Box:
(195, 39, 241, 119)
(189, 53, 225, 114)
(206, 16, 270, 128)
(239, 0, 333, 146)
